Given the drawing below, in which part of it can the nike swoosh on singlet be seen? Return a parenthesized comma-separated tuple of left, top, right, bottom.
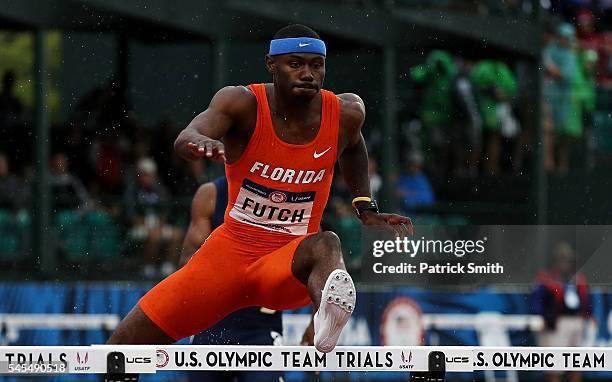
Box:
(313, 147, 331, 159)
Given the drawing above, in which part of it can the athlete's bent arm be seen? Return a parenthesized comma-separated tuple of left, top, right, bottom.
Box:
(337, 94, 412, 234)
(178, 182, 217, 267)
(174, 86, 253, 162)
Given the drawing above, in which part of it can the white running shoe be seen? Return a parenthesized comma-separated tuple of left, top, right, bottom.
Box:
(313, 269, 356, 353)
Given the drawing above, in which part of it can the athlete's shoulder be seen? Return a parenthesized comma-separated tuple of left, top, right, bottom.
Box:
(210, 85, 257, 115)
(337, 92, 365, 130)
(194, 181, 217, 200)
(215, 85, 255, 98)
(192, 181, 218, 219)
(337, 92, 365, 108)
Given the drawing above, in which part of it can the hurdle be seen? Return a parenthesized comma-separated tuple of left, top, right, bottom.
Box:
(0, 314, 120, 345)
(1, 345, 611, 381)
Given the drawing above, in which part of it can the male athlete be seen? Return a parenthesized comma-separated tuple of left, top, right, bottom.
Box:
(105, 24, 412, 382)
(181, 176, 285, 382)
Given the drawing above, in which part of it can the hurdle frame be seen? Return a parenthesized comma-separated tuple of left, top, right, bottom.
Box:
(1, 345, 611, 380)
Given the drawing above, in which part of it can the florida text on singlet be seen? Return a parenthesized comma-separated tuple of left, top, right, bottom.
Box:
(224, 83, 340, 246)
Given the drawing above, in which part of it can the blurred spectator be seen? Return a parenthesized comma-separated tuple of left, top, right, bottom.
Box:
(396, 152, 435, 213)
(71, 81, 111, 132)
(531, 241, 592, 382)
(153, 117, 180, 187)
(131, 140, 153, 165)
(0, 152, 26, 265)
(410, 50, 456, 177)
(50, 152, 90, 211)
(0, 71, 24, 129)
(368, 157, 382, 200)
(97, 79, 128, 129)
(471, 59, 518, 176)
(170, 159, 209, 198)
(328, 200, 362, 275)
(70, 79, 123, 132)
(549, 0, 593, 19)
(575, 9, 612, 86)
(571, 48, 599, 169)
(90, 129, 126, 196)
(453, 58, 482, 178)
(543, 23, 578, 175)
(600, 32, 612, 87)
(329, 171, 351, 202)
(0, 71, 27, 165)
(0, 152, 25, 209)
(60, 124, 95, 187)
(121, 136, 154, 198)
(124, 157, 183, 279)
(576, 9, 600, 51)
(70, 85, 104, 131)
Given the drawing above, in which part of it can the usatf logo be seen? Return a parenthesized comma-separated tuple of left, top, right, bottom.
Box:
(75, 352, 90, 371)
(399, 351, 414, 369)
(156, 349, 169, 368)
(269, 191, 287, 203)
(401, 351, 412, 363)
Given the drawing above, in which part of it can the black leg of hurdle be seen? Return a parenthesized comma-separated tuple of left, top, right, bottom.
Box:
(410, 351, 446, 382)
(103, 351, 139, 382)
(0, 320, 7, 345)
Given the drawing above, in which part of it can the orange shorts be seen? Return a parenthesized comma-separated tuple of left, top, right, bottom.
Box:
(139, 224, 312, 340)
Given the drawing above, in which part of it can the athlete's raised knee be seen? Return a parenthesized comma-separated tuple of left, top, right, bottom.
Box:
(310, 231, 341, 254)
(293, 231, 343, 281)
(306, 231, 344, 267)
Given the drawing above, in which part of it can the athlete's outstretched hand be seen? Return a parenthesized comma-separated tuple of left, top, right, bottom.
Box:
(185, 138, 226, 162)
(359, 211, 413, 237)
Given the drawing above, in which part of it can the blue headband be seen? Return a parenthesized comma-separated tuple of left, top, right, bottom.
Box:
(269, 37, 326, 57)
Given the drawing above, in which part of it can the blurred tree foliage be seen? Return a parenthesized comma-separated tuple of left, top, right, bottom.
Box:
(0, 31, 61, 121)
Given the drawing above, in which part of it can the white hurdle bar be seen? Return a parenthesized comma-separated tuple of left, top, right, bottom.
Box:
(0, 345, 611, 375)
(0, 314, 120, 345)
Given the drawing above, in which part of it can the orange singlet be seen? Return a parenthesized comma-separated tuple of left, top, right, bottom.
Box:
(139, 84, 340, 340)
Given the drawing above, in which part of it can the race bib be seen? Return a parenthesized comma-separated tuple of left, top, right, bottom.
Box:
(229, 179, 315, 235)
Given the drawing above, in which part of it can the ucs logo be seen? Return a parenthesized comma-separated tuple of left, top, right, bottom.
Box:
(446, 356, 470, 364)
(127, 357, 152, 364)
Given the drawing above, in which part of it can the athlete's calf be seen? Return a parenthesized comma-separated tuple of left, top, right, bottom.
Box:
(292, 231, 356, 352)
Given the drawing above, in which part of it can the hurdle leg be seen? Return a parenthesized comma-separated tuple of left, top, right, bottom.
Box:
(410, 351, 446, 382)
(103, 351, 139, 382)
(103, 374, 139, 382)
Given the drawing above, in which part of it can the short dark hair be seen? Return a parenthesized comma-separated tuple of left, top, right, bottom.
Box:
(273, 24, 321, 40)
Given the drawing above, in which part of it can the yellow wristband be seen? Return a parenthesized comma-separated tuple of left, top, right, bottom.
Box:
(351, 196, 372, 208)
